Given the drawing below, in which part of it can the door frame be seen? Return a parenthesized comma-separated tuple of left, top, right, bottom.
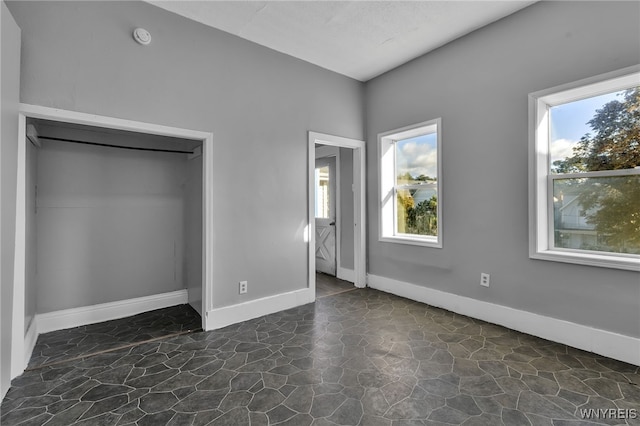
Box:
(308, 132, 366, 295)
(11, 104, 214, 377)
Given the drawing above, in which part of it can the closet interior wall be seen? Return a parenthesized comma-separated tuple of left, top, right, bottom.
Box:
(25, 119, 203, 327)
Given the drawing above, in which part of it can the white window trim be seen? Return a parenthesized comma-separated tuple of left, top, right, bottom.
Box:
(528, 65, 640, 271)
(379, 118, 443, 248)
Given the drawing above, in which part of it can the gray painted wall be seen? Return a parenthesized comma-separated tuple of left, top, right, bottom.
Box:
(6, 1, 364, 310)
(365, 1, 640, 338)
(1, 0, 20, 398)
(36, 137, 189, 313)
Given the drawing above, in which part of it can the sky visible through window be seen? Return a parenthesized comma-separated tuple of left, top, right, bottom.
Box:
(396, 133, 438, 180)
(549, 90, 624, 168)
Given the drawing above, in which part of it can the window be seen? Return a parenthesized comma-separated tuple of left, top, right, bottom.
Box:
(315, 165, 330, 218)
(529, 66, 640, 270)
(379, 119, 442, 247)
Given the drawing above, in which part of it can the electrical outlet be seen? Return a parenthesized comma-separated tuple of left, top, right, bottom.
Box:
(239, 281, 248, 294)
(480, 273, 490, 287)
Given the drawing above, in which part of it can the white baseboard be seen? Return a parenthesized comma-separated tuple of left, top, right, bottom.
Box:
(205, 288, 314, 331)
(337, 267, 355, 283)
(35, 289, 189, 335)
(367, 274, 639, 366)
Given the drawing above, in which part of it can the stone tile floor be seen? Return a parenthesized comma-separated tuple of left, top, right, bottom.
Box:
(2, 288, 639, 425)
(316, 273, 356, 299)
(27, 304, 202, 369)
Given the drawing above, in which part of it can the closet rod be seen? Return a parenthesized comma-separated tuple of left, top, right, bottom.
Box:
(39, 136, 194, 154)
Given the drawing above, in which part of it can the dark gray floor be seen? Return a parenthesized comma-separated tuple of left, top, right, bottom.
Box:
(2, 288, 639, 425)
(27, 305, 202, 369)
(316, 273, 355, 299)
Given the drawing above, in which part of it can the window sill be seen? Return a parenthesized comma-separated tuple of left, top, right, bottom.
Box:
(531, 249, 640, 271)
(380, 235, 442, 248)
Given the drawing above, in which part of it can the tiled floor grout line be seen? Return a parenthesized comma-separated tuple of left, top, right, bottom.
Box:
(24, 328, 201, 372)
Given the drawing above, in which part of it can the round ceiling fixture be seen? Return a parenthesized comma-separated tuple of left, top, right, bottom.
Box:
(133, 28, 151, 45)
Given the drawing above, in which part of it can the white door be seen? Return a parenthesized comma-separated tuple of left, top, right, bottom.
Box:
(315, 157, 336, 275)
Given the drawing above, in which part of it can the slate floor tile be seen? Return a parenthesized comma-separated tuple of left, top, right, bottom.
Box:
(2, 283, 638, 425)
(27, 305, 201, 369)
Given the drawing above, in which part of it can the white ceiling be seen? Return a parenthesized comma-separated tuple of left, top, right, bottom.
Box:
(148, 1, 536, 82)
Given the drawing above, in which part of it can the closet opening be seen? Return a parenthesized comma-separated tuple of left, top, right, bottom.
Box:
(13, 105, 213, 375)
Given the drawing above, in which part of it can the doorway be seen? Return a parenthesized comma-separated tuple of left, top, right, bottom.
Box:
(308, 132, 366, 297)
(12, 104, 213, 377)
(315, 154, 337, 276)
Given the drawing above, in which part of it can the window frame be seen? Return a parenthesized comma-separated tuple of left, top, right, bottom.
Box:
(528, 65, 640, 271)
(378, 118, 443, 248)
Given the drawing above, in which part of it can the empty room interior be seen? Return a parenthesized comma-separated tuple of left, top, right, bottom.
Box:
(1, 1, 639, 425)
